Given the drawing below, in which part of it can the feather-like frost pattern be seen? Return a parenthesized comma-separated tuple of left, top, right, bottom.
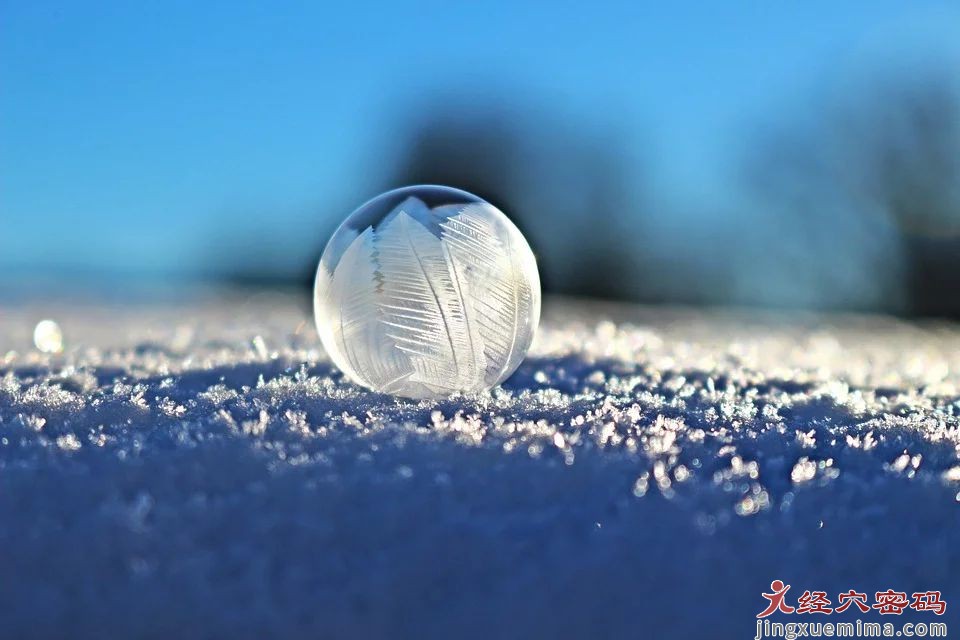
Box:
(324, 227, 413, 392)
(374, 200, 484, 393)
(439, 204, 536, 385)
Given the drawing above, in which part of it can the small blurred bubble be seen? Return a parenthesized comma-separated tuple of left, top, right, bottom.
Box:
(33, 319, 63, 354)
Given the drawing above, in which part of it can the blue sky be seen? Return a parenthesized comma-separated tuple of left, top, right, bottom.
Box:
(2, 0, 959, 282)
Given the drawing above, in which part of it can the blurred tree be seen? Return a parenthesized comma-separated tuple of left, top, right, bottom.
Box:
(387, 101, 646, 300)
(742, 70, 960, 317)
(858, 78, 960, 316)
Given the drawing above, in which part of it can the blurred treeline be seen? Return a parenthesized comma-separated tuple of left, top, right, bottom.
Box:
(234, 66, 960, 319)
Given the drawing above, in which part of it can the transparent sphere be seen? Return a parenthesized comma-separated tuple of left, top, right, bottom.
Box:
(314, 185, 541, 400)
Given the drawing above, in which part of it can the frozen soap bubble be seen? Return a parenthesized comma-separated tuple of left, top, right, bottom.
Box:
(314, 185, 541, 399)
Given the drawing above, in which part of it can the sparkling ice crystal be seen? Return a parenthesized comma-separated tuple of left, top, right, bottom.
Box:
(314, 185, 541, 399)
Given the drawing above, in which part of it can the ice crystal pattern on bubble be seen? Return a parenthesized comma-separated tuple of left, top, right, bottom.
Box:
(315, 196, 540, 399)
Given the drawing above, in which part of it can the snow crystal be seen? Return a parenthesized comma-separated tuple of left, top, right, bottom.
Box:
(790, 457, 819, 484)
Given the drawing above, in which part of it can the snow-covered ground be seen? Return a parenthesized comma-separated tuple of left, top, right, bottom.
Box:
(1, 293, 959, 638)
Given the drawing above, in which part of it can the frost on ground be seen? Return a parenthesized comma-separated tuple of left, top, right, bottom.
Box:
(1, 293, 959, 639)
